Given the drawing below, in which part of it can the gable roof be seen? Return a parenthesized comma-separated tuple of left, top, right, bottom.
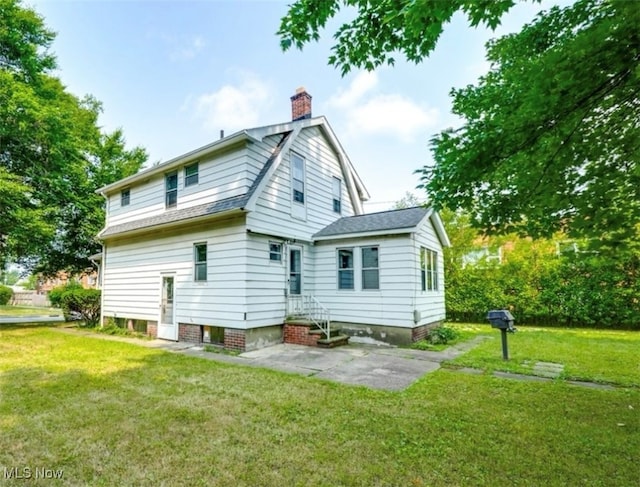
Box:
(313, 206, 451, 247)
(97, 117, 370, 239)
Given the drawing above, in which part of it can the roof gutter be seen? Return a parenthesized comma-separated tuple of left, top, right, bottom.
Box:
(98, 207, 245, 240)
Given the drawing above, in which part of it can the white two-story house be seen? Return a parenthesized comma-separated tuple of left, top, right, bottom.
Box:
(97, 88, 450, 351)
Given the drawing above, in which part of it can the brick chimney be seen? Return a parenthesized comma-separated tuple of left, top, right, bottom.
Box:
(291, 87, 312, 121)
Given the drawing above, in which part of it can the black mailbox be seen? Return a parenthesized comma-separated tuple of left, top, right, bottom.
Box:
(487, 310, 516, 331)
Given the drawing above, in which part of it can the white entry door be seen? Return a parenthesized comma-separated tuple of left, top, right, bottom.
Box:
(288, 246, 302, 295)
(158, 275, 178, 340)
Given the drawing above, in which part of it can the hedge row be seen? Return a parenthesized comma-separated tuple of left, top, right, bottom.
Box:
(446, 253, 640, 329)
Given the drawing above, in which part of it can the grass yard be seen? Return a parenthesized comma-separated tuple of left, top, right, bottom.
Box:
(446, 323, 640, 387)
(0, 326, 638, 486)
(0, 305, 61, 317)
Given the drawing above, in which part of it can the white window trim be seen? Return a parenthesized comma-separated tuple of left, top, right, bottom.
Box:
(184, 161, 199, 187)
(337, 247, 355, 291)
(332, 176, 342, 214)
(361, 246, 380, 291)
(269, 241, 283, 263)
(194, 242, 207, 282)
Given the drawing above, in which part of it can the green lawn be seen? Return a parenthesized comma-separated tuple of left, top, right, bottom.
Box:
(0, 304, 61, 317)
(446, 323, 640, 387)
(0, 326, 638, 486)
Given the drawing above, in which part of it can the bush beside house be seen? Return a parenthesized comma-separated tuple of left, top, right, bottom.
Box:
(49, 282, 101, 327)
(0, 285, 13, 305)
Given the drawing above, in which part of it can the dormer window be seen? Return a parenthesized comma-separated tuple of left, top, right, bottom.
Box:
(291, 153, 305, 204)
(165, 171, 178, 208)
(332, 177, 342, 213)
(185, 162, 199, 187)
(121, 188, 130, 207)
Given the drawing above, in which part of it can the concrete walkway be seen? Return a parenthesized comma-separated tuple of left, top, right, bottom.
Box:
(50, 328, 620, 392)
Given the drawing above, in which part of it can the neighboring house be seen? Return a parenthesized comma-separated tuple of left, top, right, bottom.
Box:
(97, 88, 450, 351)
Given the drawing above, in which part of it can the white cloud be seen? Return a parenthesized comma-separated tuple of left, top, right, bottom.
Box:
(328, 72, 439, 142)
(327, 71, 378, 108)
(193, 73, 272, 132)
(348, 95, 438, 142)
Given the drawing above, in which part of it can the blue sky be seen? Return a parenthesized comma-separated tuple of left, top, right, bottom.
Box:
(31, 0, 561, 212)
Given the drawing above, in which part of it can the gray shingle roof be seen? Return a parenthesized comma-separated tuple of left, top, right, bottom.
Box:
(313, 206, 429, 239)
(99, 194, 248, 238)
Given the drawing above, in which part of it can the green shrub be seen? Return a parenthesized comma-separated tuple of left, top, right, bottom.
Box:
(0, 285, 13, 305)
(60, 288, 101, 327)
(426, 326, 459, 345)
(48, 281, 82, 308)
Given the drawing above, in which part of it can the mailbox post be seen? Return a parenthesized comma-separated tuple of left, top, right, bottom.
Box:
(487, 310, 516, 360)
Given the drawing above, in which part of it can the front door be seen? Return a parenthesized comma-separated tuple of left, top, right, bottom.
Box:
(288, 246, 302, 295)
(158, 275, 177, 340)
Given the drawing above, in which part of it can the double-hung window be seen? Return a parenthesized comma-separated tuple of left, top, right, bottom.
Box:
(165, 171, 178, 208)
(361, 247, 379, 290)
(337, 249, 354, 290)
(269, 242, 282, 262)
(292, 153, 305, 204)
(332, 177, 342, 213)
(121, 189, 130, 207)
(185, 162, 199, 187)
(421, 247, 438, 291)
(194, 243, 207, 282)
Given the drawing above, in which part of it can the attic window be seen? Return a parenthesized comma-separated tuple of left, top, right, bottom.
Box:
(185, 162, 199, 187)
(291, 153, 305, 204)
(332, 177, 341, 213)
(121, 189, 130, 207)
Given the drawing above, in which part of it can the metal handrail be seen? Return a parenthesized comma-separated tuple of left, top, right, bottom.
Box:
(287, 294, 331, 340)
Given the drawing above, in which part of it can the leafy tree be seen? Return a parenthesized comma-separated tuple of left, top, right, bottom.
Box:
(0, 0, 147, 273)
(278, 0, 517, 75)
(392, 191, 423, 210)
(279, 0, 640, 248)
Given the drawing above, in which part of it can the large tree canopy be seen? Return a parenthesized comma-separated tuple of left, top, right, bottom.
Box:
(0, 0, 147, 272)
(279, 0, 640, 248)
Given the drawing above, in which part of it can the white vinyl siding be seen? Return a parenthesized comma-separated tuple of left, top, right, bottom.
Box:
(414, 219, 446, 326)
(106, 144, 254, 227)
(314, 236, 413, 327)
(101, 219, 248, 327)
(248, 126, 356, 240)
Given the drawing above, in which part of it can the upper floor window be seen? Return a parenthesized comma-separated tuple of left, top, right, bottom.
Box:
(421, 247, 438, 291)
(165, 171, 178, 208)
(332, 177, 342, 213)
(121, 188, 130, 207)
(185, 162, 199, 187)
(194, 243, 207, 282)
(337, 249, 354, 290)
(291, 153, 305, 204)
(269, 242, 282, 262)
(362, 246, 379, 290)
